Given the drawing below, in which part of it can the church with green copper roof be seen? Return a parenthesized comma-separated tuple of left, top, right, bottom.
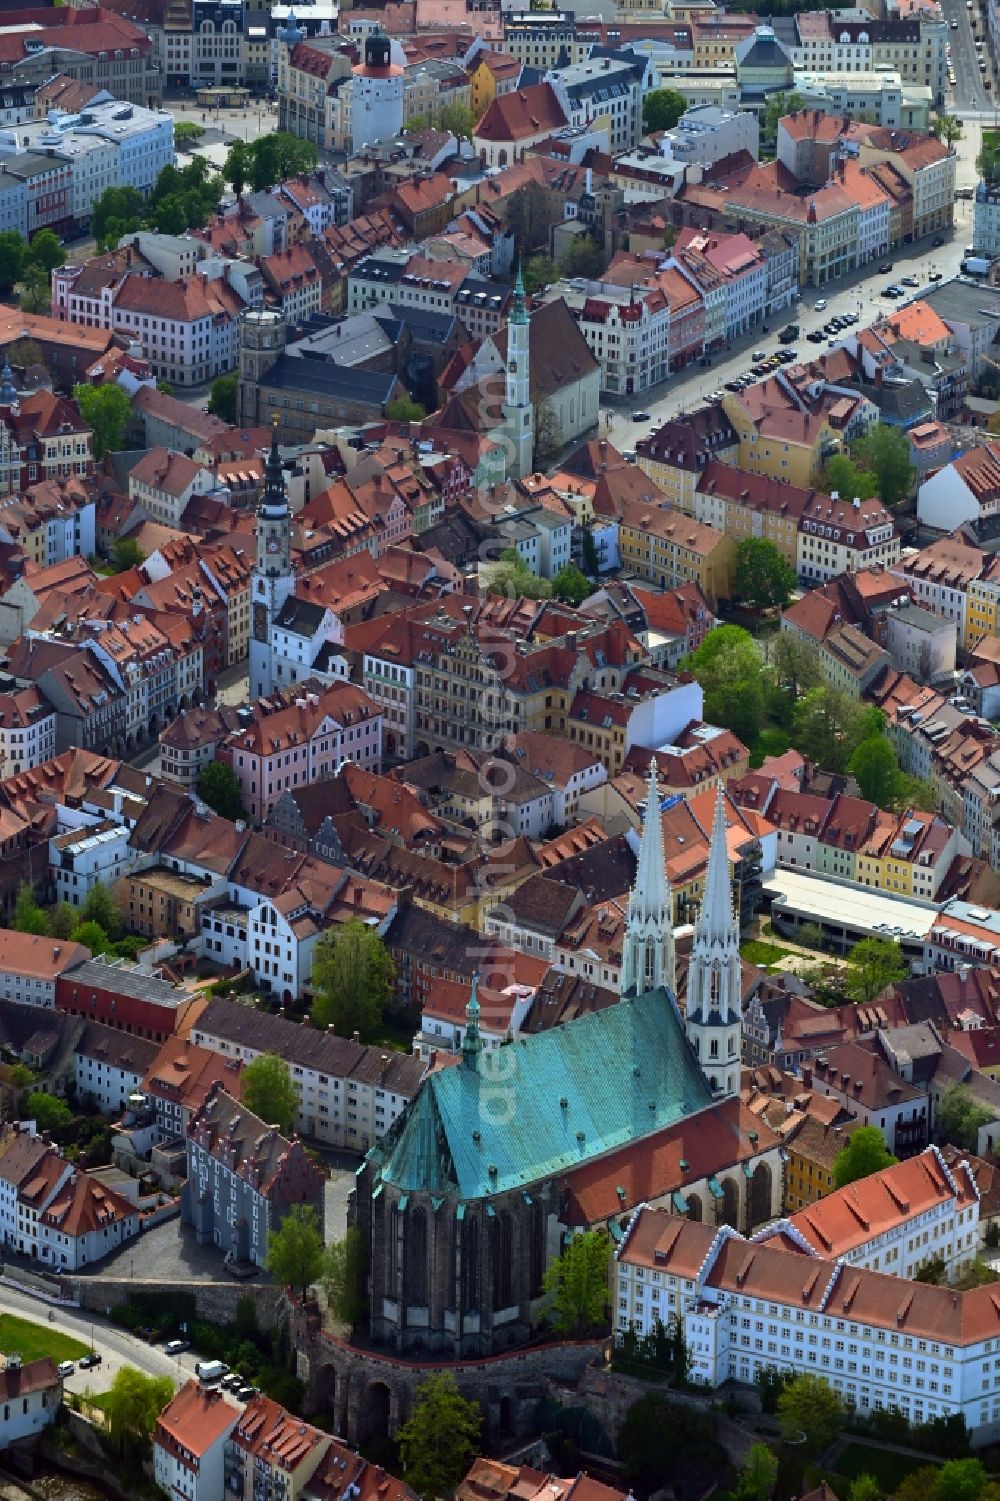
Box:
(353, 771, 770, 1357)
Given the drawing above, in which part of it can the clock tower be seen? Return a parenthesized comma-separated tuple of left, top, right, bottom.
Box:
(250, 424, 294, 699)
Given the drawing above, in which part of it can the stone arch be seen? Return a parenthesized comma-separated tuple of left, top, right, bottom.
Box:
(686, 1194, 702, 1223)
(720, 1176, 739, 1228)
(499, 1394, 514, 1436)
(748, 1162, 772, 1229)
(362, 1380, 391, 1442)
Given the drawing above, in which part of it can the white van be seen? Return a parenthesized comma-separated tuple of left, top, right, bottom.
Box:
(195, 1359, 229, 1384)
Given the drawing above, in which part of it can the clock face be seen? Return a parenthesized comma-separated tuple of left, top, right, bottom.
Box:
(267, 537, 280, 554)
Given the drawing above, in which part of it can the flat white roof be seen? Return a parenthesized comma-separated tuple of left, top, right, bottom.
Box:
(764, 868, 938, 942)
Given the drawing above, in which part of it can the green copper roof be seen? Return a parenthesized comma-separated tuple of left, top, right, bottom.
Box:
(373, 988, 712, 1199)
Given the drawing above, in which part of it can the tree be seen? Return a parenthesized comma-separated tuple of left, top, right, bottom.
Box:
(763, 90, 804, 141)
(197, 761, 244, 820)
(311, 918, 395, 1040)
(92, 186, 144, 248)
(27, 230, 63, 275)
(403, 115, 430, 134)
(242, 1053, 298, 1134)
(265, 1203, 324, 1299)
(398, 1373, 482, 1501)
(822, 452, 877, 503)
(151, 195, 188, 235)
(935, 1461, 987, 1501)
(771, 631, 822, 701)
(70, 920, 111, 955)
(849, 1476, 882, 1501)
(776, 1372, 846, 1457)
(19, 265, 49, 315)
(0, 231, 24, 294)
(849, 734, 901, 808)
(230, 133, 318, 193)
(551, 563, 591, 606)
(48, 903, 76, 940)
(734, 537, 798, 611)
(581, 528, 600, 577)
(791, 685, 873, 773)
(523, 254, 557, 293)
(321, 1226, 368, 1327)
(14, 882, 48, 936)
(642, 86, 687, 133)
(932, 114, 963, 146)
(487, 558, 552, 600)
(110, 537, 145, 573)
(385, 394, 426, 422)
(738, 1443, 779, 1501)
(439, 102, 477, 138)
(846, 935, 908, 1005)
(683, 625, 765, 748)
(81, 882, 122, 941)
(208, 372, 238, 424)
(25, 1091, 73, 1134)
(852, 423, 916, 509)
(832, 1125, 898, 1188)
(225, 140, 250, 194)
(72, 383, 131, 461)
(534, 399, 561, 463)
(896, 774, 938, 813)
(102, 1366, 174, 1458)
(541, 1227, 611, 1336)
(174, 120, 205, 144)
(558, 233, 605, 280)
(936, 1083, 995, 1152)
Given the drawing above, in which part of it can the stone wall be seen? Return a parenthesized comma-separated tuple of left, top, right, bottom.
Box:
(295, 1302, 605, 1447)
(63, 1276, 287, 1332)
(576, 1367, 757, 1467)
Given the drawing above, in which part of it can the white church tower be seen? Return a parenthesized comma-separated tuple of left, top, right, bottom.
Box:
(621, 760, 675, 998)
(503, 265, 533, 479)
(685, 782, 743, 1099)
(250, 424, 295, 700)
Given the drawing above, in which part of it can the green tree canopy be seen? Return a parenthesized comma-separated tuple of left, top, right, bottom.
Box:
(27, 230, 63, 275)
(72, 383, 131, 460)
(734, 537, 798, 610)
(20, 265, 49, 315)
(174, 120, 205, 144)
(92, 186, 144, 248)
(822, 452, 877, 502)
(791, 685, 879, 773)
(242, 1053, 298, 1134)
(851, 423, 916, 509)
(311, 918, 395, 1040)
(208, 373, 238, 424)
(558, 233, 605, 280)
(849, 1476, 883, 1501)
(227, 134, 318, 194)
(81, 882, 122, 941)
(937, 1083, 995, 1152)
(849, 734, 901, 808)
(551, 563, 591, 606)
(197, 761, 245, 820)
(523, 254, 557, 293)
(265, 1203, 324, 1299)
(70, 920, 111, 955)
(935, 1461, 988, 1501)
(541, 1227, 611, 1336)
(0, 231, 24, 295)
(321, 1226, 368, 1329)
(833, 1124, 898, 1188)
(763, 90, 804, 141)
(932, 114, 963, 146)
(738, 1443, 779, 1501)
(771, 631, 822, 701)
(110, 537, 145, 573)
(776, 1372, 846, 1456)
(846, 935, 908, 1004)
(103, 1366, 175, 1458)
(642, 87, 687, 133)
(25, 1091, 73, 1134)
(439, 102, 477, 138)
(398, 1373, 483, 1501)
(386, 394, 426, 422)
(14, 882, 47, 935)
(683, 625, 765, 748)
(47, 903, 76, 941)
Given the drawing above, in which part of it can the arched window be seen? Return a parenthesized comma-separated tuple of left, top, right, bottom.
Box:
(388, 1203, 400, 1286)
(529, 1202, 546, 1296)
(492, 1212, 512, 1306)
(462, 1216, 480, 1312)
(408, 1206, 427, 1305)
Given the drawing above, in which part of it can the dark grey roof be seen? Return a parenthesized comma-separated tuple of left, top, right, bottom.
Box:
(381, 303, 458, 343)
(859, 378, 932, 424)
(262, 355, 397, 403)
(275, 596, 329, 636)
(61, 956, 196, 1009)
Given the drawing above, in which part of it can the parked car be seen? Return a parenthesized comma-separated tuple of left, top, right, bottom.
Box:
(57, 1362, 75, 1378)
(79, 1353, 102, 1370)
(165, 1339, 191, 1356)
(814, 298, 828, 310)
(933, 235, 946, 247)
(630, 410, 651, 422)
(807, 330, 824, 343)
(901, 275, 919, 287)
(879, 262, 894, 274)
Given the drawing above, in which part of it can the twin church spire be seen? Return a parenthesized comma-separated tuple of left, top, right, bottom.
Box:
(621, 762, 742, 1099)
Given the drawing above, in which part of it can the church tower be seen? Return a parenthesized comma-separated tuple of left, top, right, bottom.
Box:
(685, 782, 743, 1099)
(621, 760, 675, 998)
(503, 265, 533, 480)
(250, 425, 295, 700)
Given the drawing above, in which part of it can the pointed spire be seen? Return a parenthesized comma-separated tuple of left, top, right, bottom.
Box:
(632, 758, 666, 919)
(698, 781, 735, 945)
(462, 973, 482, 1070)
(511, 259, 528, 324)
(261, 417, 288, 515)
(620, 758, 674, 997)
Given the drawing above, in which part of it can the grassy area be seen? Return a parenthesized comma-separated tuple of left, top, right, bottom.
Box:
(832, 1443, 939, 1491)
(741, 939, 794, 968)
(0, 1312, 88, 1364)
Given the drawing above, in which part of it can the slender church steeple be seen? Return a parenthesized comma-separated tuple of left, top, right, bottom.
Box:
(462, 974, 482, 1070)
(250, 419, 295, 699)
(503, 260, 533, 480)
(685, 782, 743, 1099)
(620, 759, 675, 998)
